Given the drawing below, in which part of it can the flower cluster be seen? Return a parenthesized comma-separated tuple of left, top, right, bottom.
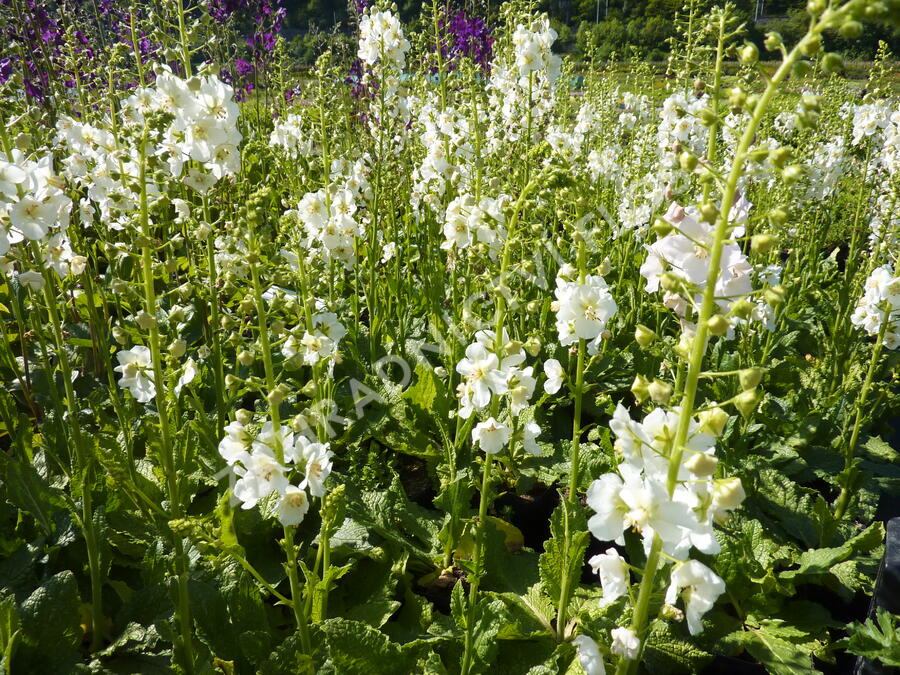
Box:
(358, 9, 411, 71)
(585, 402, 744, 635)
(282, 311, 348, 367)
(456, 330, 542, 456)
(640, 200, 760, 329)
(552, 268, 618, 353)
(440, 9, 494, 71)
(220, 419, 333, 526)
(440, 193, 507, 253)
(851, 265, 900, 350)
(1, 150, 72, 262)
(294, 187, 361, 267)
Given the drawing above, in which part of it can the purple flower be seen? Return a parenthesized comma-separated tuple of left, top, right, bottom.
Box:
(439, 9, 494, 72)
(0, 58, 12, 84)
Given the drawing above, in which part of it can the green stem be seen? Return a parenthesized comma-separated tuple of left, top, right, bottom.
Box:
(138, 133, 195, 674)
(616, 13, 843, 673)
(461, 453, 493, 675)
(834, 305, 889, 520)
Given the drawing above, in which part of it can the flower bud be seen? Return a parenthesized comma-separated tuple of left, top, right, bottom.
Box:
(739, 367, 764, 391)
(764, 285, 785, 306)
(434, 366, 448, 378)
(822, 52, 843, 74)
(661, 604, 684, 622)
(768, 207, 788, 226)
(660, 272, 682, 292)
(291, 413, 310, 433)
(631, 374, 650, 405)
(699, 202, 718, 224)
(699, 406, 729, 436)
(235, 408, 253, 425)
(764, 32, 784, 52)
(730, 297, 755, 320)
(679, 151, 698, 172)
(685, 451, 719, 477)
(675, 332, 693, 360)
(239, 296, 255, 315)
(504, 340, 523, 356)
(769, 147, 791, 169)
(136, 310, 156, 330)
(237, 350, 254, 366)
(649, 379, 673, 405)
(707, 315, 729, 336)
(168, 339, 187, 358)
(651, 217, 673, 237)
(793, 60, 812, 78)
(225, 374, 239, 389)
(781, 164, 803, 184)
(739, 43, 759, 64)
(733, 388, 759, 418)
(728, 87, 747, 109)
(267, 388, 285, 406)
(112, 326, 129, 345)
(801, 93, 821, 111)
(713, 477, 746, 511)
(699, 108, 717, 126)
(635, 324, 657, 348)
(301, 380, 317, 397)
(196, 222, 211, 239)
(751, 233, 777, 253)
(525, 336, 542, 357)
(802, 40, 823, 65)
(598, 258, 612, 276)
(806, 0, 825, 14)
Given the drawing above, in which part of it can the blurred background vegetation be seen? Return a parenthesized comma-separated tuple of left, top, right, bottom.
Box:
(276, 0, 900, 65)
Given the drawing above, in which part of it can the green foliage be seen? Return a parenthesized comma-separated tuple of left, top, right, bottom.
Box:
(843, 608, 900, 667)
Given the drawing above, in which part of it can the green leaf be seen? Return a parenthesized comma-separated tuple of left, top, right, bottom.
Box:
(741, 625, 821, 674)
(844, 608, 900, 667)
(539, 501, 589, 603)
(15, 571, 82, 673)
(0, 450, 67, 534)
(0, 593, 20, 675)
(643, 620, 713, 674)
(321, 618, 415, 674)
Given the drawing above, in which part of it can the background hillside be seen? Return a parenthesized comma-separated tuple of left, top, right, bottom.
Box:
(278, 0, 900, 63)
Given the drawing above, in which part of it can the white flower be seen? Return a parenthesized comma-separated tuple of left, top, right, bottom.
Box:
(290, 435, 333, 498)
(276, 485, 310, 526)
(472, 417, 510, 454)
(610, 627, 640, 661)
(586, 467, 698, 556)
(219, 421, 250, 466)
(174, 357, 197, 395)
(522, 421, 542, 456)
(554, 274, 617, 347)
(252, 422, 294, 460)
(665, 560, 726, 635)
(300, 331, 336, 365)
(114, 346, 156, 403)
(506, 366, 536, 415)
(543, 358, 564, 394)
(10, 196, 58, 240)
(17, 270, 45, 291)
(233, 452, 289, 510)
(456, 342, 506, 411)
(573, 635, 606, 675)
(588, 548, 629, 607)
(851, 265, 900, 350)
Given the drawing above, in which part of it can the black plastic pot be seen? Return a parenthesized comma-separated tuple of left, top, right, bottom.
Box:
(854, 517, 900, 675)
